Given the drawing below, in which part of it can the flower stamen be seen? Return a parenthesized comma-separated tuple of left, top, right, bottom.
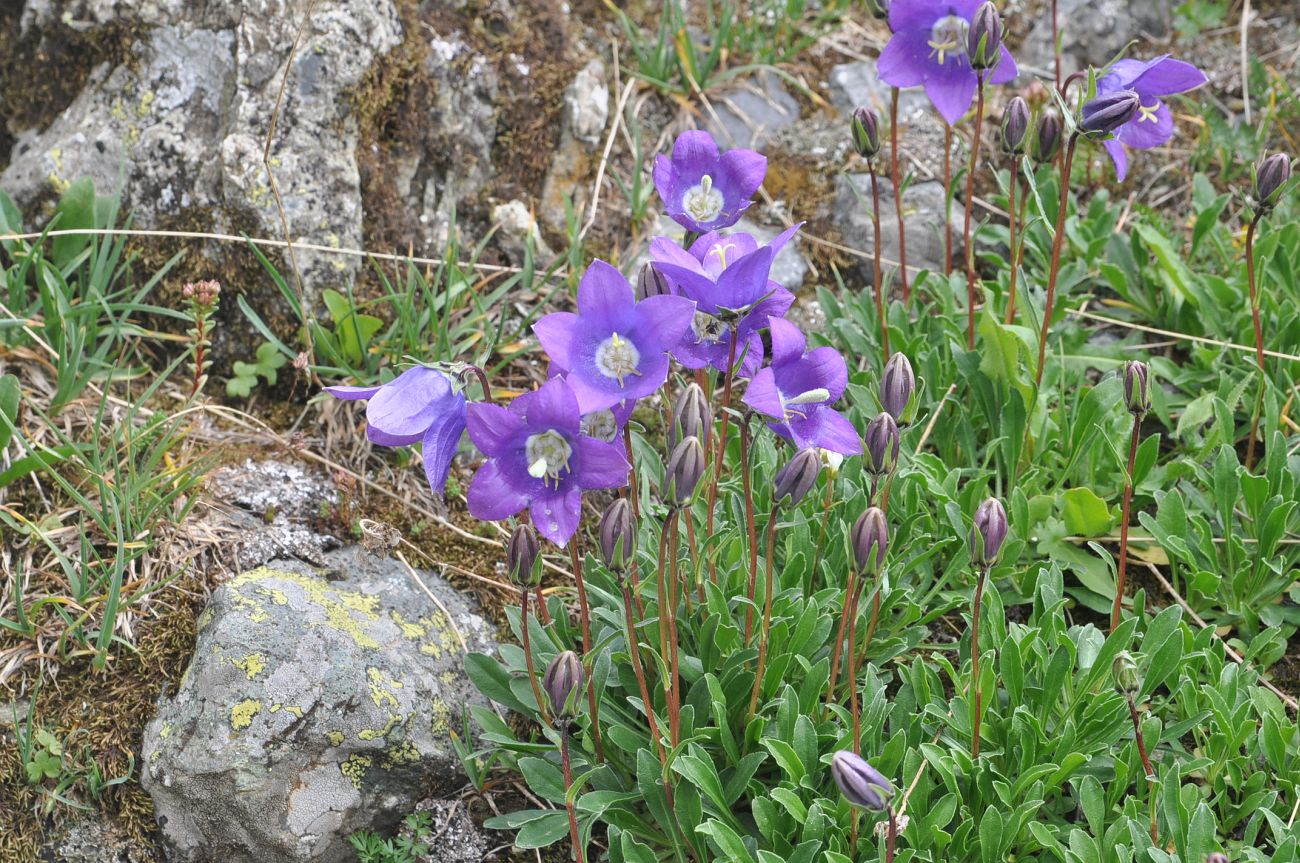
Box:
(594, 332, 642, 386)
(927, 15, 969, 66)
(525, 430, 573, 487)
(682, 174, 725, 224)
(1136, 101, 1161, 123)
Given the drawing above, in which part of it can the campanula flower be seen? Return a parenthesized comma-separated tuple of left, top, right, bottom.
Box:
(326, 365, 466, 497)
(877, 0, 1019, 125)
(650, 226, 801, 376)
(1095, 55, 1207, 180)
(742, 318, 862, 456)
(653, 130, 767, 234)
(533, 260, 695, 414)
(466, 377, 629, 546)
(544, 366, 636, 444)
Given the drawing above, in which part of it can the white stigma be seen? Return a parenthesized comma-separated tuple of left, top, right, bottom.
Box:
(928, 15, 969, 65)
(581, 409, 618, 442)
(683, 174, 725, 223)
(691, 311, 726, 345)
(1136, 100, 1160, 123)
(525, 430, 572, 486)
(594, 332, 642, 386)
(707, 241, 738, 270)
(786, 388, 830, 406)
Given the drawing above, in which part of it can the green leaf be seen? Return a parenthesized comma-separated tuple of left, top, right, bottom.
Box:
(519, 756, 566, 803)
(1060, 487, 1114, 537)
(514, 811, 572, 849)
(0, 374, 19, 452)
(697, 818, 752, 863)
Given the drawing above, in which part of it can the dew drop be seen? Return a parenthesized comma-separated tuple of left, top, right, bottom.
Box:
(548, 522, 559, 534)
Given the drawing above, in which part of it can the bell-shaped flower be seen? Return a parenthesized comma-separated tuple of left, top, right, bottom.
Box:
(741, 318, 862, 456)
(1095, 55, 1206, 180)
(325, 365, 466, 497)
(653, 130, 767, 234)
(466, 377, 629, 547)
(533, 260, 695, 414)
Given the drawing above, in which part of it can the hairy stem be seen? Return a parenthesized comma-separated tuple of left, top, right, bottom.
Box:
(824, 569, 859, 716)
(1111, 412, 1142, 633)
(848, 577, 866, 753)
(964, 73, 988, 350)
(559, 727, 587, 863)
(748, 505, 781, 720)
(971, 566, 988, 759)
(870, 164, 891, 362)
(520, 587, 548, 723)
(1034, 133, 1080, 388)
(620, 577, 665, 767)
(569, 542, 603, 761)
(536, 584, 552, 626)
(1127, 695, 1158, 844)
(891, 87, 910, 305)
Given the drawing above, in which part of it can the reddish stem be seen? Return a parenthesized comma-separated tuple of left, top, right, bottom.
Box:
(667, 514, 683, 747)
(569, 542, 603, 761)
(971, 567, 987, 759)
(623, 425, 640, 518)
(944, 123, 954, 278)
(1111, 412, 1142, 633)
(964, 73, 987, 350)
(870, 165, 891, 362)
(1245, 214, 1265, 469)
(520, 587, 548, 722)
(825, 569, 859, 715)
(536, 584, 552, 625)
(887, 809, 898, 863)
(1127, 695, 1158, 844)
(747, 505, 780, 720)
(1005, 157, 1021, 325)
(1034, 133, 1080, 388)
(560, 728, 587, 863)
(741, 420, 760, 642)
(620, 578, 666, 766)
(848, 578, 865, 753)
(890, 87, 910, 305)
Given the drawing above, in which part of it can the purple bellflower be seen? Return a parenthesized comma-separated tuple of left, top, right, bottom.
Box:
(877, 0, 1019, 126)
(326, 365, 466, 497)
(546, 365, 637, 444)
(1094, 55, 1207, 180)
(742, 318, 863, 456)
(533, 260, 695, 414)
(650, 226, 801, 377)
(466, 377, 629, 547)
(653, 130, 767, 234)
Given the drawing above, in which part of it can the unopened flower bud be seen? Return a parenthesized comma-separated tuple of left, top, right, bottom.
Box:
(880, 353, 914, 421)
(969, 497, 1008, 567)
(1205, 854, 1230, 863)
(773, 448, 821, 507)
(671, 382, 712, 449)
(831, 750, 892, 811)
(864, 412, 901, 476)
(664, 436, 706, 506)
(851, 107, 882, 161)
(967, 2, 1003, 72)
(1123, 360, 1151, 417)
(1032, 111, 1063, 164)
(636, 263, 673, 300)
(864, 0, 888, 19)
(1001, 97, 1030, 156)
(543, 650, 584, 719)
(1113, 651, 1141, 697)
(507, 523, 541, 587)
(852, 507, 889, 575)
(1253, 152, 1292, 213)
(598, 498, 636, 573)
(1080, 90, 1141, 137)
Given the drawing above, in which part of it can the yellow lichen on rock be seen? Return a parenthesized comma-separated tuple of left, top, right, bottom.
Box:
(231, 653, 268, 679)
(230, 699, 262, 731)
(366, 667, 403, 710)
(327, 731, 345, 747)
(357, 713, 403, 741)
(340, 754, 372, 789)
(228, 568, 381, 649)
(381, 740, 420, 769)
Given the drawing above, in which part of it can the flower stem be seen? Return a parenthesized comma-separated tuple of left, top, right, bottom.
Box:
(623, 425, 640, 518)
(859, 582, 882, 673)
(536, 584, 552, 625)
(559, 726, 587, 863)
(964, 73, 988, 350)
(887, 808, 898, 863)
(1005, 156, 1021, 325)
(741, 420, 760, 642)
(569, 542, 604, 762)
(190, 314, 206, 397)
(667, 513, 683, 748)
(811, 473, 835, 589)
(870, 163, 891, 362)
(1245, 213, 1266, 469)
(1111, 412, 1142, 633)
(706, 327, 739, 585)
(520, 587, 549, 723)
(824, 569, 859, 717)
(747, 504, 781, 720)
(620, 577, 666, 767)
(1126, 694, 1157, 844)
(971, 566, 988, 759)
(847, 577, 866, 753)
(1034, 133, 1080, 388)
(944, 123, 954, 278)
(890, 87, 910, 305)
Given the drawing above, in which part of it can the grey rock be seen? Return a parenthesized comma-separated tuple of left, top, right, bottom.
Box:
(706, 69, 801, 150)
(208, 458, 341, 570)
(733, 217, 810, 291)
(828, 61, 931, 123)
(565, 58, 609, 146)
(833, 174, 957, 287)
(142, 546, 495, 863)
(492, 199, 555, 263)
(1023, 0, 1176, 77)
(46, 812, 152, 863)
(403, 799, 492, 863)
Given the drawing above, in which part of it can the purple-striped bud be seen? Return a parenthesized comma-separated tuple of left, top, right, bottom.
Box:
(851, 107, 882, 160)
(831, 750, 892, 810)
(507, 523, 542, 587)
(880, 353, 914, 421)
(671, 382, 712, 450)
(969, 498, 1008, 567)
(636, 262, 673, 300)
(1080, 90, 1141, 137)
(1253, 152, 1292, 213)
(1032, 111, 1063, 164)
(664, 435, 706, 506)
(542, 650, 584, 719)
(1001, 97, 1030, 156)
(967, 2, 1003, 72)
(1123, 360, 1151, 417)
(864, 412, 901, 476)
(851, 507, 889, 575)
(1205, 854, 1230, 863)
(773, 448, 821, 507)
(599, 498, 636, 573)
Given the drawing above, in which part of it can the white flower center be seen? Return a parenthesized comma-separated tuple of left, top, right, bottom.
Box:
(691, 311, 726, 345)
(581, 409, 618, 442)
(928, 15, 969, 65)
(525, 430, 572, 484)
(682, 174, 725, 223)
(594, 332, 641, 386)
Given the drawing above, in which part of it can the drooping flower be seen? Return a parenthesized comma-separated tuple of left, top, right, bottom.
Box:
(877, 0, 1019, 125)
(742, 318, 862, 456)
(533, 260, 695, 414)
(326, 365, 466, 497)
(653, 130, 767, 234)
(650, 226, 801, 376)
(1094, 55, 1207, 180)
(466, 377, 629, 546)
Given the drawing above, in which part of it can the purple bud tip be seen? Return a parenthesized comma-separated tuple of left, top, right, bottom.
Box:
(637, 262, 673, 300)
(831, 750, 892, 810)
(852, 507, 889, 575)
(880, 353, 915, 421)
(542, 650, 585, 719)
(1254, 152, 1293, 212)
(773, 448, 822, 507)
(507, 524, 541, 587)
(671, 383, 713, 450)
(851, 107, 882, 160)
(1001, 97, 1030, 156)
(1205, 854, 1230, 863)
(865, 412, 901, 476)
(1032, 111, 1063, 164)
(969, 497, 1008, 567)
(967, 2, 1003, 72)
(1123, 360, 1151, 417)
(1080, 90, 1141, 137)
(598, 498, 636, 572)
(664, 436, 707, 506)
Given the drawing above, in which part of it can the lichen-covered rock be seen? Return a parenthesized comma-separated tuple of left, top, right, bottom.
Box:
(141, 546, 494, 863)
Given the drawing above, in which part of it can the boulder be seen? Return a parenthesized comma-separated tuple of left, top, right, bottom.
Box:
(141, 546, 495, 863)
(1022, 0, 1176, 76)
(833, 174, 957, 288)
(706, 69, 801, 150)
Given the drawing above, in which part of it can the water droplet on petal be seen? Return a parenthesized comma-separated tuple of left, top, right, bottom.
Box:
(548, 522, 559, 534)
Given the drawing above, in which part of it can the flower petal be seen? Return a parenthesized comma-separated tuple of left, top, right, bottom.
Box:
(718, 148, 768, 200)
(1114, 102, 1173, 150)
(422, 394, 467, 496)
(1130, 57, 1206, 97)
(742, 367, 784, 419)
(325, 383, 383, 400)
(574, 437, 630, 489)
(671, 130, 722, 173)
(631, 294, 697, 353)
(784, 346, 849, 402)
(768, 317, 807, 368)
(467, 460, 529, 521)
(650, 236, 705, 276)
(787, 407, 863, 456)
(653, 262, 726, 311)
(466, 402, 526, 456)
(924, 59, 979, 126)
(1103, 139, 1129, 181)
(367, 366, 453, 441)
(877, 28, 930, 89)
(533, 312, 583, 371)
(518, 377, 582, 436)
(577, 260, 636, 331)
(715, 245, 775, 309)
(987, 46, 1018, 85)
(531, 486, 583, 547)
